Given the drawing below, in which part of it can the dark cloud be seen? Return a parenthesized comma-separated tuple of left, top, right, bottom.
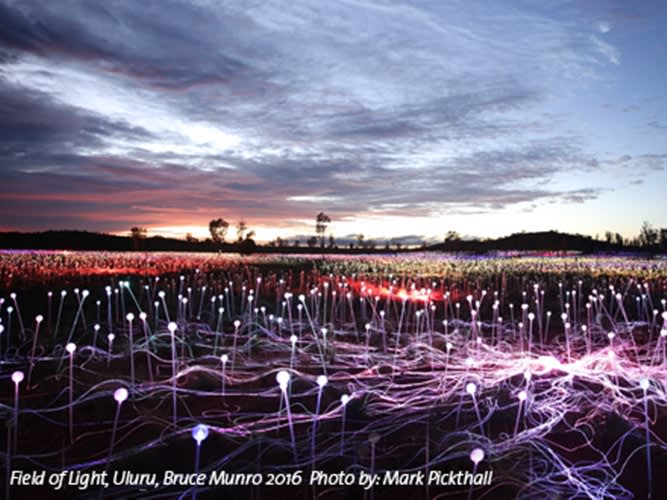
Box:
(0, 0, 663, 237)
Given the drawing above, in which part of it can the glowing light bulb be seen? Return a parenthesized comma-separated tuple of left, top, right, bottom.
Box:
(470, 448, 485, 464)
(12, 371, 24, 384)
(192, 423, 209, 444)
(276, 370, 290, 391)
(466, 382, 477, 395)
(114, 388, 128, 403)
(317, 375, 328, 387)
(66, 342, 76, 354)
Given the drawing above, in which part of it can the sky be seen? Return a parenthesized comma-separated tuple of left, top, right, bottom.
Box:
(0, 0, 666, 244)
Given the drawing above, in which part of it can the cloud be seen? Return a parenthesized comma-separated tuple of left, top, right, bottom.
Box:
(590, 35, 620, 65)
(597, 21, 611, 34)
(0, 0, 656, 237)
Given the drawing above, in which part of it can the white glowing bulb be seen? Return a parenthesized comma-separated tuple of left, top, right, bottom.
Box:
(168, 322, 177, 332)
(35, 314, 44, 323)
(317, 375, 328, 387)
(126, 313, 134, 322)
(290, 335, 297, 345)
(341, 394, 350, 406)
(221, 354, 228, 363)
(66, 342, 76, 354)
(470, 448, 485, 464)
(640, 378, 650, 391)
(276, 370, 290, 391)
(114, 387, 128, 403)
(518, 390, 527, 401)
(12, 371, 24, 384)
(466, 382, 477, 395)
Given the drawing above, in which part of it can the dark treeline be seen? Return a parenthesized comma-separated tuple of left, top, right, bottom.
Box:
(0, 229, 664, 254)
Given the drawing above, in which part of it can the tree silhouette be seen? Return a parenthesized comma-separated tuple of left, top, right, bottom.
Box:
(307, 236, 318, 248)
(614, 233, 623, 246)
(357, 233, 364, 248)
(639, 221, 658, 247)
(209, 218, 229, 244)
(315, 212, 331, 248)
(445, 230, 461, 242)
(236, 220, 248, 242)
(130, 226, 147, 250)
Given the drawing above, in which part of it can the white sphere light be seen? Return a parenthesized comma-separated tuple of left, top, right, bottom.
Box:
(114, 387, 128, 403)
(12, 371, 24, 384)
(317, 375, 328, 387)
(66, 342, 76, 354)
(276, 370, 290, 391)
(466, 382, 477, 395)
(470, 448, 485, 464)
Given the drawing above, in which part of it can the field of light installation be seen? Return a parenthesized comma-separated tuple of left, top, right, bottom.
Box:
(2, 251, 667, 499)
